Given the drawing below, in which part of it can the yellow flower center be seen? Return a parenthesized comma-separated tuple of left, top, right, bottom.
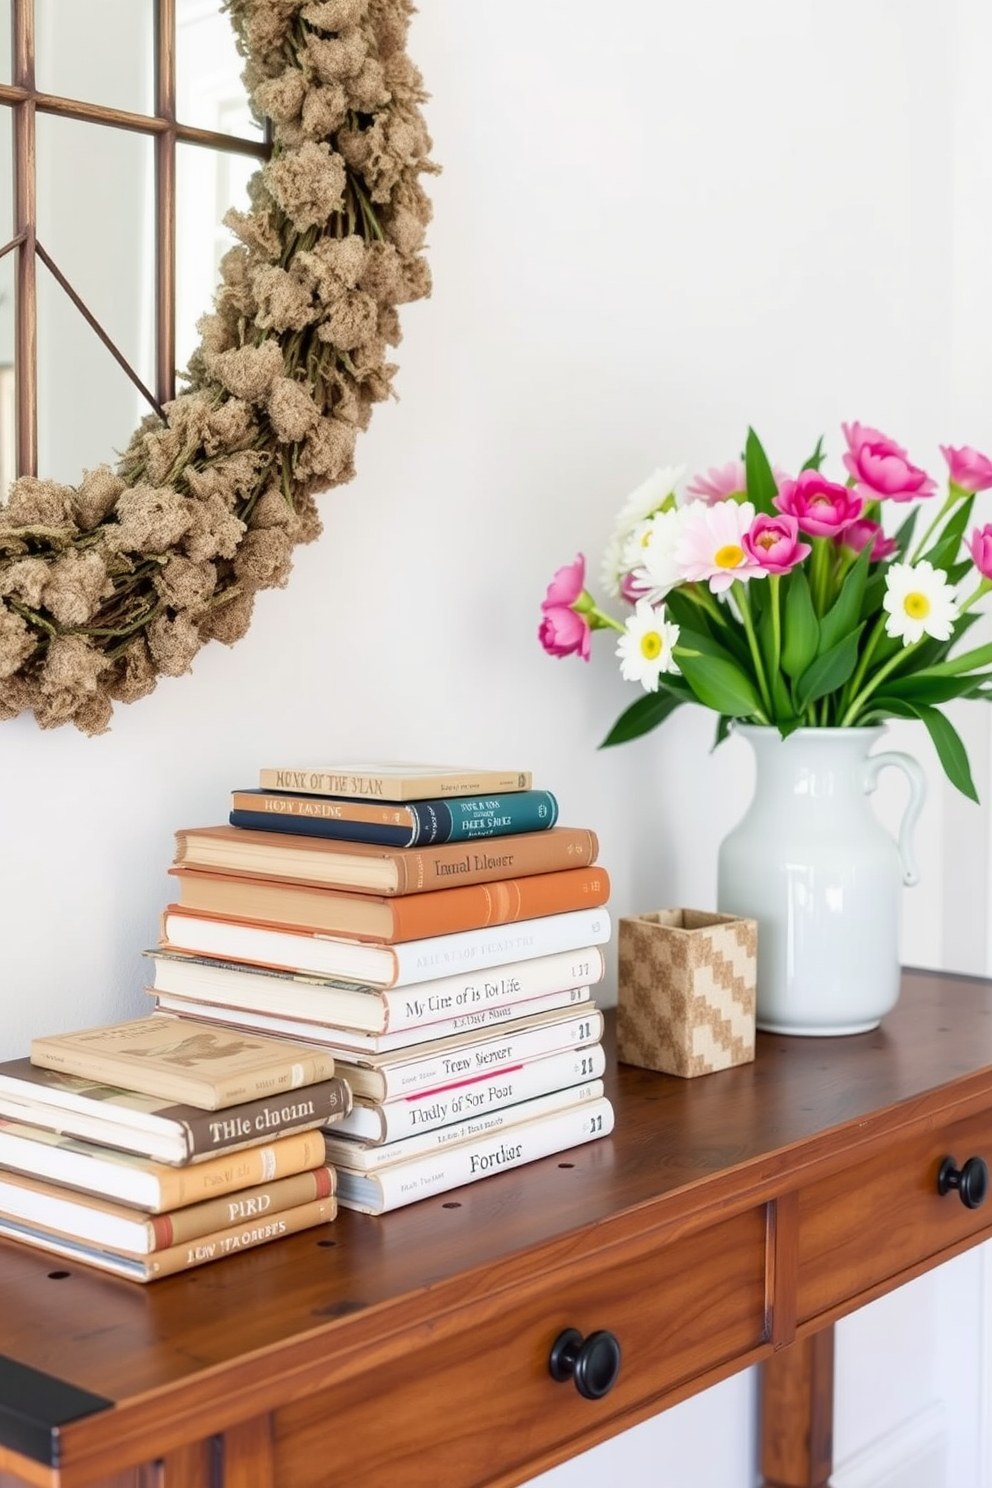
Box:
(714, 543, 744, 569)
(640, 631, 663, 661)
(903, 591, 930, 619)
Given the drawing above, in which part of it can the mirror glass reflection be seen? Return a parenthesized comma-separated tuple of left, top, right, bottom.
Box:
(1, 0, 259, 499)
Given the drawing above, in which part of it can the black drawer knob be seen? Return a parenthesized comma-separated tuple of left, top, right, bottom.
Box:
(937, 1155, 989, 1209)
(548, 1327, 622, 1399)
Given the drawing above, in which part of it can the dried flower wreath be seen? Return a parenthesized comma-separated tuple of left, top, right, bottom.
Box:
(0, 0, 435, 734)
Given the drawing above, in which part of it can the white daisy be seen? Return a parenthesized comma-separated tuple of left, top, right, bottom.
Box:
(600, 464, 685, 597)
(616, 600, 681, 692)
(883, 560, 959, 645)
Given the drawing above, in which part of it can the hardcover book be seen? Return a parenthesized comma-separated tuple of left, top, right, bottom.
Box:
(29, 1015, 337, 1111)
(0, 1163, 336, 1253)
(145, 946, 604, 1037)
(159, 905, 613, 989)
(330, 1005, 606, 1102)
(336, 1042, 608, 1145)
(0, 1196, 337, 1282)
(0, 1056, 351, 1164)
(175, 824, 597, 894)
(167, 864, 611, 943)
(229, 788, 559, 847)
(256, 763, 532, 801)
(323, 1079, 606, 1173)
(151, 983, 595, 1057)
(333, 1096, 615, 1213)
(0, 1119, 330, 1209)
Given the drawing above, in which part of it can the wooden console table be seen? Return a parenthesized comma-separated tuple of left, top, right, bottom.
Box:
(2, 966, 992, 1488)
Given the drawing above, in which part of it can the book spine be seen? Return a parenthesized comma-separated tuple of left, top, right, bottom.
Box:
(324, 1080, 606, 1172)
(152, 1128, 329, 1209)
(379, 946, 605, 1033)
(388, 906, 612, 990)
(392, 828, 599, 895)
(335, 1098, 614, 1213)
(146, 1196, 338, 1276)
(343, 1008, 606, 1102)
(327, 985, 596, 1054)
(257, 769, 532, 800)
(386, 866, 611, 943)
(177, 1077, 352, 1161)
(151, 1166, 335, 1249)
(230, 807, 417, 847)
(428, 791, 558, 844)
(337, 1044, 608, 1144)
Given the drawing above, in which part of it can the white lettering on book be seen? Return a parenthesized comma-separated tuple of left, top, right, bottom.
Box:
(226, 1193, 273, 1221)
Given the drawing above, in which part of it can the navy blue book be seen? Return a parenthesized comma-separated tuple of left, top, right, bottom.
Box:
(229, 788, 560, 847)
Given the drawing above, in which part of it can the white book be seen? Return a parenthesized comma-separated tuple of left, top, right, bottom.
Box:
(323, 1080, 605, 1172)
(148, 943, 606, 1031)
(152, 983, 594, 1055)
(159, 906, 612, 990)
(334, 1096, 615, 1213)
(335, 1042, 608, 1143)
(333, 1006, 604, 1101)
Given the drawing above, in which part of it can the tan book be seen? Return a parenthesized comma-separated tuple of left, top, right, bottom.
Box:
(167, 864, 611, 943)
(174, 824, 599, 895)
(29, 1015, 337, 1111)
(0, 1163, 336, 1252)
(0, 1121, 331, 1210)
(0, 1196, 338, 1282)
(257, 762, 532, 802)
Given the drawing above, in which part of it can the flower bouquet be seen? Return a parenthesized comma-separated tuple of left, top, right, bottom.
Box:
(538, 425, 992, 799)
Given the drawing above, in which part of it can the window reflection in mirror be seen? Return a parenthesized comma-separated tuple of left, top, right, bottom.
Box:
(36, 0, 153, 117)
(0, 0, 260, 500)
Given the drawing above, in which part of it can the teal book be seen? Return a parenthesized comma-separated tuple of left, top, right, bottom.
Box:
(228, 789, 559, 847)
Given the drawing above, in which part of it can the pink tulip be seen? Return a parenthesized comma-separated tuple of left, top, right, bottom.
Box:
(842, 421, 937, 503)
(838, 518, 898, 563)
(539, 554, 592, 660)
(742, 513, 811, 574)
(940, 445, 992, 494)
(967, 524, 992, 581)
(685, 461, 747, 505)
(774, 470, 863, 538)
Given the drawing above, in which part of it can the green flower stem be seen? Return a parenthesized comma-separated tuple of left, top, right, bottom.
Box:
(685, 582, 730, 629)
(837, 613, 888, 719)
(809, 537, 831, 614)
(571, 592, 625, 634)
(910, 485, 961, 561)
(958, 577, 992, 614)
(839, 639, 925, 726)
(732, 580, 774, 720)
(769, 573, 782, 677)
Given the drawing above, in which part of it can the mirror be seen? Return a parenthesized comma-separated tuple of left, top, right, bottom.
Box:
(0, 0, 434, 732)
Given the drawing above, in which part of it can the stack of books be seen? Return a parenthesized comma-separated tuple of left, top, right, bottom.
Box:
(147, 761, 616, 1213)
(0, 1016, 352, 1280)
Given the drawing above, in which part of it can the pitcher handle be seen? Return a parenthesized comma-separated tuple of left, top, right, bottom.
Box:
(863, 751, 927, 888)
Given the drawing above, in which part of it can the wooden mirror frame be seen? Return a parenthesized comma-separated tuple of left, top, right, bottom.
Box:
(0, 0, 435, 734)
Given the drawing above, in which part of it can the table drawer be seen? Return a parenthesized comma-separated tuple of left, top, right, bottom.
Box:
(271, 1206, 767, 1488)
(797, 1107, 992, 1326)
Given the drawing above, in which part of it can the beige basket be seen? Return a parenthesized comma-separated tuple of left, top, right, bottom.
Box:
(617, 909, 757, 1078)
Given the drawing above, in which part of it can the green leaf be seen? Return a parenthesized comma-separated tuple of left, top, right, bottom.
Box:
(674, 647, 763, 717)
(780, 570, 819, 679)
(872, 697, 979, 801)
(800, 435, 826, 472)
(794, 625, 865, 712)
(883, 673, 992, 705)
(921, 494, 975, 572)
(903, 637, 992, 679)
(712, 714, 734, 750)
(891, 506, 919, 558)
(664, 590, 751, 670)
(599, 688, 684, 747)
(817, 544, 871, 655)
(744, 427, 779, 516)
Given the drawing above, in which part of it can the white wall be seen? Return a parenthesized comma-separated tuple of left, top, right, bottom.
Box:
(2, 2, 992, 1484)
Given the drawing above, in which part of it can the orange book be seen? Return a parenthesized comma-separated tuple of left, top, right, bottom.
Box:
(173, 824, 599, 895)
(167, 865, 611, 944)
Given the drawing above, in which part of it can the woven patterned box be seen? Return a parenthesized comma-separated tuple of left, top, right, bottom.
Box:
(617, 908, 757, 1078)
